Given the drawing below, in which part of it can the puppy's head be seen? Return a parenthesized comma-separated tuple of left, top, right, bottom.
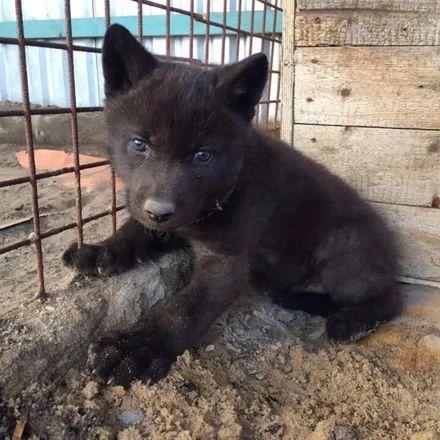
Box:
(103, 24, 267, 230)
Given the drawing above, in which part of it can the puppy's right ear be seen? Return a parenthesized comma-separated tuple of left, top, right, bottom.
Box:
(102, 24, 158, 97)
(215, 52, 268, 121)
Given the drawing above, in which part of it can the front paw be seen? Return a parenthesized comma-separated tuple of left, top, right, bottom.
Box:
(62, 242, 132, 276)
(326, 309, 377, 343)
(92, 332, 173, 387)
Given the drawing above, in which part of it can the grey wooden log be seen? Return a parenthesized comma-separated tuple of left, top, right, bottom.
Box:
(0, 250, 192, 396)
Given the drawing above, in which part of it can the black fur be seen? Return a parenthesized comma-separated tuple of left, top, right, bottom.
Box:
(63, 24, 401, 387)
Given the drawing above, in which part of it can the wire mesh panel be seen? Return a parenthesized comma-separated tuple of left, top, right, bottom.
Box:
(0, 0, 282, 301)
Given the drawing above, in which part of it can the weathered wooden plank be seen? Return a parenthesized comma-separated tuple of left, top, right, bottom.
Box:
(295, 11, 440, 46)
(372, 203, 440, 283)
(280, 0, 296, 145)
(294, 46, 440, 129)
(293, 124, 440, 207)
(297, 0, 440, 12)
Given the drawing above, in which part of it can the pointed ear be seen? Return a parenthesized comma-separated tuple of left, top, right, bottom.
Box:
(102, 24, 159, 97)
(216, 53, 268, 121)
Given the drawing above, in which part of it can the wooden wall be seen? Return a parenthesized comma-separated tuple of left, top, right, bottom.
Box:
(281, 0, 440, 285)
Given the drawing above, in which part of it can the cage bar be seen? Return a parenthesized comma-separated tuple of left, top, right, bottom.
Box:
(189, 0, 194, 59)
(104, 0, 118, 233)
(236, 0, 243, 61)
(205, 0, 210, 64)
(257, 0, 282, 11)
(0, 160, 110, 189)
(137, 0, 143, 42)
(14, 0, 46, 297)
(166, 0, 171, 57)
(64, 0, 84, 248)
(0, 206, 124, 257)
(221, 0, 227, 64)
(0, 36, 203, 64)
(0, 106, 102, 118)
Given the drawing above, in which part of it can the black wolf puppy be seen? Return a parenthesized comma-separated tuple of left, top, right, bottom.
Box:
(63, 24, 401, 386)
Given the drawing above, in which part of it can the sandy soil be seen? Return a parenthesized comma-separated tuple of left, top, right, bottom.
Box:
(4, 295, 440, 440)
(0, 142, 439, 439)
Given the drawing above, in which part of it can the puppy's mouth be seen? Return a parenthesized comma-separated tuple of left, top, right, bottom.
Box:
(135, 213, 177, 230)
(144, 218, 177, 231)
(131, 206, 196, 231)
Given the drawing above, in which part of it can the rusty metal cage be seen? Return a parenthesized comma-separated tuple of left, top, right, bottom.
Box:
(0, 0, 282, 300)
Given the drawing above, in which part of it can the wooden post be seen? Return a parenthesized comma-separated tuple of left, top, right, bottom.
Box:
(280, 0, 295, 146)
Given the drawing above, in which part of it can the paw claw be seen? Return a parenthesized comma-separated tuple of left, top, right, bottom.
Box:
(61, 242, 127, 276)
(111, 356, 141, 388)
(144, 357, 172, 384)
(93, 344, 123, 377)
(327, 310, 375, 343)
(91, 332, 173, 388)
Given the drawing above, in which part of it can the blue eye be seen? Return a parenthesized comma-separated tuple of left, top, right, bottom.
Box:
(131, 137, 150, 153)
(194, 150, 212, 163)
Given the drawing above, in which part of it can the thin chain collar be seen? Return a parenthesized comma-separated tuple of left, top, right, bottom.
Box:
(194, 180, 237, 224)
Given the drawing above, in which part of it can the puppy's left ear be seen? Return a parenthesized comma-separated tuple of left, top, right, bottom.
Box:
(216, 52, 268, 121)
(102, 24, 159, 97)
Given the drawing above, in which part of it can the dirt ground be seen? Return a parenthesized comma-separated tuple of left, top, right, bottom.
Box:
(0, 141, 439, 439)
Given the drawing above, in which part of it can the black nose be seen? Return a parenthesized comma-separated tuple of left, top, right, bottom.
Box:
(143, 199, 175, 223)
